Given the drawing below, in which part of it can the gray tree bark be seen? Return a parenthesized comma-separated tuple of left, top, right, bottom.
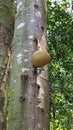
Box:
(7, 0, 50, 130)
(0, 0, 14, 130)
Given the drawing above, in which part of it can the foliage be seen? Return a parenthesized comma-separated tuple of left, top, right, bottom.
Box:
(47, 0, 73, 130)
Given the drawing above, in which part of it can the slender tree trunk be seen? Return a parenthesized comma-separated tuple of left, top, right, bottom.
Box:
(0, 0, 14, 130)
(7, 0, 50, 130)
(53, 102, 55, 130)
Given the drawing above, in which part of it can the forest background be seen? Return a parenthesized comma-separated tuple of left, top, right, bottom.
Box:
(47, 0, 73, 130)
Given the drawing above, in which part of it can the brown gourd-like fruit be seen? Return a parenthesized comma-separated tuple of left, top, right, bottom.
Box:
(31, 39, 50, 67)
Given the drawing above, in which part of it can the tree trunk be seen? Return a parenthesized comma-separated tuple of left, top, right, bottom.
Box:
(0, 0, 14, 130)
(7, 0, 50, 130)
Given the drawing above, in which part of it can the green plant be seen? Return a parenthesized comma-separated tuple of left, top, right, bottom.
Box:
(47, 1, 73, 129)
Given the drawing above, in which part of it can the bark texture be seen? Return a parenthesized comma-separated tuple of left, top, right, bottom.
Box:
(7, 0, 49, 130)
(0, 0, 14, 130)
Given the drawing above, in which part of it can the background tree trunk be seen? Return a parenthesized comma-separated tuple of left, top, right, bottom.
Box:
(0, 0, 14, 130)
(7, 0, 50, 130)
